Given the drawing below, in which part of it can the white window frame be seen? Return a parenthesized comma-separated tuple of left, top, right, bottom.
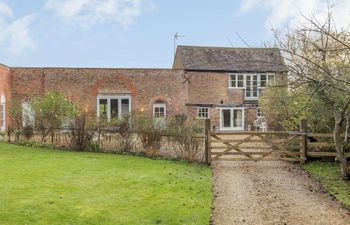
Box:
(0, 95, 5, 132)
(245, 74, 259, 100)
(256, 107, 265, 118)
(228, 73, 275, 100)
(97, 95, 132, 121)
(153, 103, 166, 118)
(218, 107, 245, 131)
(228, 74, 245, 89)
(197, 107, 210, 119)
(259, 74, 275, 88)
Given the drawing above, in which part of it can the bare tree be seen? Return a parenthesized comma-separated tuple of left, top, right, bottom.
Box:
(275, 10, 350, 179)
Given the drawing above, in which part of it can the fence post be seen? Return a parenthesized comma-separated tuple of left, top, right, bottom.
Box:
(204, 119, 211, 165)
(300, 119, 308, 163)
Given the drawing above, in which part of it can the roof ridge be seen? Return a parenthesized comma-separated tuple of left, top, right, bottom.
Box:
(177, 45, 280, 50)
(10, 67, 174, 70)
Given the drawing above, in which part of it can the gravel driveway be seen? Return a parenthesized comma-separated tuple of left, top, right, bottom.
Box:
(212, 161, 350, 225)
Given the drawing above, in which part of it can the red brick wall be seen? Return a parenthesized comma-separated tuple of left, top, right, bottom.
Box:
(9, 67, 286, 131)
(0, 65, 11, 130)
(10, 68, 188, 118)
(186, 71, 286, 130)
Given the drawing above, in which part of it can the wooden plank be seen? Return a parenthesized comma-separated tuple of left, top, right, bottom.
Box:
(211, 139, 289, 144)
(308, 133, 334, 138)
(308, 142, 335, 147)
(210, 146, 271, 150)
(211, 151, 301, 156)
(255, 134, 300, 161)
(211, 152, 271, 155)
(307, 152, 337, 157)
(211, 131, 294, 135)
(215, 157, 300, 162)
(211, 135, 254, 159)
(308, 133, 350, 138)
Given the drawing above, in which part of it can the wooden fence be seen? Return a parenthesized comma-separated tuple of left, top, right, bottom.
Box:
(204, 119, 350, 164)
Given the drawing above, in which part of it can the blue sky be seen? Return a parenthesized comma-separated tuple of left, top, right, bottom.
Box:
(0, 0, 349, 68)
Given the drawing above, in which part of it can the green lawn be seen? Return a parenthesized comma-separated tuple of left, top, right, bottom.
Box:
(302, 161, 350, 208)
(0, 142, 212, 225)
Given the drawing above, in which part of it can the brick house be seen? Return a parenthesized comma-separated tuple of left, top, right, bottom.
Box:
(0, 46, 286, 133)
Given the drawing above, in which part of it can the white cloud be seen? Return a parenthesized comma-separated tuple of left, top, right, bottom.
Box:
(45, 0, 153, 29)
(0, 1, 36, 55)
(239, 0, 350, 30)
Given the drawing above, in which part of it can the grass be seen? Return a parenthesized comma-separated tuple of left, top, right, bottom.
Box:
(302, 161, 350, 208)
(0, 142, 212, 225)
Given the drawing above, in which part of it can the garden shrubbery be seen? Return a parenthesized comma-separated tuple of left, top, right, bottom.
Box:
(6, 92, 205, 162)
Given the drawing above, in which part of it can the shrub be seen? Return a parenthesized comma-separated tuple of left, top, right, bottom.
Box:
(8, 106, 22, 142)
(66, 113, 99, 151)
(22, 126, 34, 140)
(167, 116, 204, 163)
(31, 92, 79, 143)
(133, 114, 163, 157)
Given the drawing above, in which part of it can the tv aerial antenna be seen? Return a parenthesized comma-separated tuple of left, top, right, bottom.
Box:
(174, 32, 185, 56)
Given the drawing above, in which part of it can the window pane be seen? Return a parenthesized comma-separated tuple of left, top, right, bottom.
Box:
(110, 99, 119, 119)
(237, 75, 244, 87)
(154, 105, 166, 118)
(246, 86, 251, 97)
(230, 75, 236, 87)
(260, 75, 267, 87)
(268, 75, 275, 84)
(252, 75, 258, 97)
(233, 109, 243, 127)
(197, 108, 209, 118)
(222, 110, 231, 127)
(121, 99, 130, 118)
(99, 99, 108, 120)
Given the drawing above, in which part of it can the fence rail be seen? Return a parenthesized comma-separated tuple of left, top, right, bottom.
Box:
(204, 119, 350, 165)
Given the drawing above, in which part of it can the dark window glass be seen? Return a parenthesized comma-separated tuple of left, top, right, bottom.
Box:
(222, 110, 231, 127)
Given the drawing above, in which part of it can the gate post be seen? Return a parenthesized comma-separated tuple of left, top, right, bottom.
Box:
(204, 119, 211, 165)
(300, 119, 308, 163)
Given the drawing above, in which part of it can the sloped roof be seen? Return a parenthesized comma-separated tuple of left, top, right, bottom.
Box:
(172, 45, 287, 72)
(0, 63, 9, 69)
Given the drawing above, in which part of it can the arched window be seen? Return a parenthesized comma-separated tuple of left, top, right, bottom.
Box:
(0, 95, 5, 132)
(153, 100, 166, 118)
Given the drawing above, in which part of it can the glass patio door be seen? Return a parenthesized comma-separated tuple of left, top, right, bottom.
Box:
(220, 108, 244, 130)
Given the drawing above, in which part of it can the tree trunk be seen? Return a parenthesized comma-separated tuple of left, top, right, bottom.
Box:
(340, 158, 349, 180)
(334, 121, 349, 180)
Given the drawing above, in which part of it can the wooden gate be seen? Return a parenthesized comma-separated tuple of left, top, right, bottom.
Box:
(204, 120, 306, 164)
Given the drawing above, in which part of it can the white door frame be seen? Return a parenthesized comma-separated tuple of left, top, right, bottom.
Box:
(218, 107, 245, 131)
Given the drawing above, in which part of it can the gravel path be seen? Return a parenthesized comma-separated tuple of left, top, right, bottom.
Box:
(212, 161, 350, 225)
